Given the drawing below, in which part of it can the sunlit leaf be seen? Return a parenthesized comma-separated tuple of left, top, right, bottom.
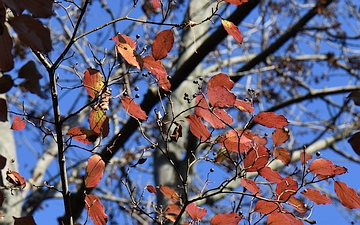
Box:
(223, 0, 249, 6)
(309, 158, 336, 177)
(207, 86, 236, 108)
(348, 132, 360, 156)
(272, 128, 289, 146)
(159, 185, 179, 203)
(121, 96, 148, 121)
(254, 112, 289, 128)
(8, 15, 52, 53)
(301, 188, 332, 205)
(143, 55, 171, 91)
(259, 167, 283, 184)
(67, 126, 98, 144)
(334, 165, 347, 175)
(84, 68, 104, 99)
(234, 99, 254, 113)
(116, 43, 143, 70)
(275, 176, 298, 201)
(334, 181, 360, 209)
(11, 116, 26, 131)
(85, 155, 105, 188)
(186, 114, 211, 142)
(288, 197, 307, 214)
(85, 194, 108, 225)
(0, 98, 8, 122)
(111, 33, 136, 49)
(208, 73, 234, 90)
(244, 145, 269, 172)
(146, 185, 157, 194)
(348, 90, 360, 106)
(241, 178, 261, 196)
(267, 210, 304, 225)
(165, 204, 181, 222)
(6, 170, 26, 188)
(89, 108, 109, 138)
(221, 19, 243, 44)
(254, 200, 279, 214)
(210, 212, 242, 225)
(0, 74, 14, 93)
(218, 130, 253, 153)
(152, 29, 174, 60)
(13, 215, 36, 225)
(273, 147, 291, 165)
(186, 202, 207, 221)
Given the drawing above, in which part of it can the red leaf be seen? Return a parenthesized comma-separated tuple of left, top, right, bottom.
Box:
(6, 170, 26, 188)
(259, 167, 283, 184)
(146, 185, 157, 194)
(301, 188, 332, 205)
(288, 197, 307, 214)
(186, 114, 211, 142)
(268, 210, 304, 225)
(221, 19, 243, 44)
(89, 108, 109, 138)
(254, 112, 289, 128)
(121, 96, 148, 121)
(159, 185, 179, 203)
(244, 145, 269, 172)
(85, 194, 108, 225)
(218, 129, 253, 153)
(241, 178, 261, 196)
(349, 132, 360, 156)
(111, 33, 136, 49)
(151, 0, 161, 9)
(207, 86, 236, 108)
(165, 204, 181, 222)
(334, 181, 360, 209)
(186, 202, 207, 221)
(348, 90, 360, 106)
(208, 73, 234, 90)
(143, 55, 171, 91)
(254, 200, 279, 214)
(275, 176, 298, 201)
(0, 98, 8, 122)
(210, 212, 242, 225)
(84, 68, 104, 99)
(273, 147, 291, 166)
(152, 29, 174, 60)
(309, 158, 336, 177)
(272, 128, 289, 146)
(299, 151, 312, 164)
(0, 74, 14, 93)
(223, 0, 249, 6)
(67, 126, 99, 144)
(195, 94, 233, 128)
(11, 116, 26, 131)
(116, 43, 143, 70)
(13, 216, 37, 225)
(334, 165, 347, 175)
(85, 155, 105, 188)
(234, 99, 254, 113)
(8, 15, 52, 53)
(0, 4, 14, 72)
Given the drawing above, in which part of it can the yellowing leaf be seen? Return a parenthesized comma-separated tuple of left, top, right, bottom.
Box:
(116, 43, 143, 70)
(89, 108, 109, 138)
(221, 19, 243, 44)
(152, 29, 174, 60)
(121, 96, 148, 121)
(111, 33, 136, 49)
(85, 155, 105, 188)
(84, 68, 104, 99)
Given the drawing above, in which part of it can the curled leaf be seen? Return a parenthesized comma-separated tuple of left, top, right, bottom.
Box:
(221, 19, 243, 44)
(6, 170, 26, 188)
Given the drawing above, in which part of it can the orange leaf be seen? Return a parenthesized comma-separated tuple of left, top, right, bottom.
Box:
(85, 155, 105, 188)
(275, 176, 298, 201)
(116, 43, 143, 70)
(143, 55, 171, 91)
(334, 181, 360, 209)
(349, 132, 360, 156)
(254, 200, 279, 214)
(223, 0, 249, 6)
(0, 74, 14, 93)
(11, 116, 26, 131)
(301, 188, 332, 205)
(221, 19, 243, 44)
(111, 33, 136, 49)
(217, 129, 253, 153)
(259, 167, 283, 184)
(234, 99, 254, 113)
(309, 158, 336, 177)
(89, 108, 109, 138)
(6, 170, 26, 188)
(268, 210, 304, 225)
(186, 114, 211, 142)
(186, 202, 207, 221)
(210, 212, 242, 225)
(165, 204, 181, 222)
(241, 178, 261, 196)
(272, 128, 289, 146)
(253, 112, 289, 128)
(67, 126, 98, 144)
(273, 147, 291, 165)
(8, 15, 52, 53)
(244, 145, 269, 172)
(159, 185, 179, 203)
(146, 185, 157, 194)
(194, 94, 233, 128)
(0, 98, 7, 122)
(85, 194, 108, 225)
(288, 196, 307, 214)
(121, 96, 148, 121)
(152, 29, 174, 60)
(84, 68, 104, 99)
(13, 216, 37, 225)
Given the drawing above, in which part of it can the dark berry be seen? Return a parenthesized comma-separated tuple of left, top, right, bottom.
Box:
(136, 34, 140, 39)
